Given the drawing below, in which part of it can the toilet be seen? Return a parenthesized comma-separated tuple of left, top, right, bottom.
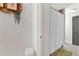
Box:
(25, 47, 34, 56)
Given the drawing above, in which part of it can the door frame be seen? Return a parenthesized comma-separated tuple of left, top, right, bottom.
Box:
(32, 3, 42, 56)
(32, 3, 50, 56)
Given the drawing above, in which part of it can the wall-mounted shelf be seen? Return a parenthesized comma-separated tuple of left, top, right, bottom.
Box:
(0, 3, 22, 14)
(0, 3, 23, 24)
(0, 3, 3, 8)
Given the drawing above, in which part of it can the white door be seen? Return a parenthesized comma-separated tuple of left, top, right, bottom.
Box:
(57, 13, 64, 48)
(50, 8, 57, 53)
(49, 7, 64, 54)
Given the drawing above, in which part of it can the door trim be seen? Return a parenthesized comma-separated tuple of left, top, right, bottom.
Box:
(32, 3, 42, 56)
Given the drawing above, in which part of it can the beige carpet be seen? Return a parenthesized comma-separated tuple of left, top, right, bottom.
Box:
(50, 48, 72, 56)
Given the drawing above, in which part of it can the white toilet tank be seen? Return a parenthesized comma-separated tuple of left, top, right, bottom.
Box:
(25, 47, 34, 56)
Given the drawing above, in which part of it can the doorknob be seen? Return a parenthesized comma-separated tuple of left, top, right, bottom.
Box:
(40, 36, 42, 39)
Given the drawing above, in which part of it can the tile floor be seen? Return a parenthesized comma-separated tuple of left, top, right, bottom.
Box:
(50, 43, 79, 56)
(50, 48, 72, 56)
(64, 43, 79, 56)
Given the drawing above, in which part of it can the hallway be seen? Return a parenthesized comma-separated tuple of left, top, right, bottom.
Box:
(50, 43, 79, 56)
(64, 43, 79, 56)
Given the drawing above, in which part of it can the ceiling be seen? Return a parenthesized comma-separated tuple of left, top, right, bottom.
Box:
(67, 3, 79, 11)
(50, 3, 72, 10)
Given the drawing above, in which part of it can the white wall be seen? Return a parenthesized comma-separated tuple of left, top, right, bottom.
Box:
(65, 9, 72, 44)
(0, 3, 32, 56)
(21, 3, 32, 47)
(50, 3, 71, 10)
(72, 11, 79, 17)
